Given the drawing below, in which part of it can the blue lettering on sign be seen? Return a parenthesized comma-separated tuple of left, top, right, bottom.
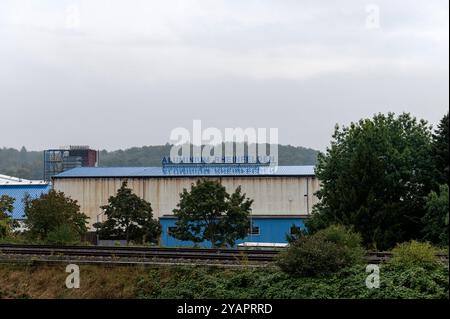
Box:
(162, 165, 261, 176)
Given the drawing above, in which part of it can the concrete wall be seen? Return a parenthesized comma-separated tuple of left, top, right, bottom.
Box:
(53, 176, 320, 228)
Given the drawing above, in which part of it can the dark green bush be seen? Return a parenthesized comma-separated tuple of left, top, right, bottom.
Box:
(276, 238, 346, 277)
(315, 224, 365, 262)
(277, 225, 365, 277)
(314, 224, 361, 246)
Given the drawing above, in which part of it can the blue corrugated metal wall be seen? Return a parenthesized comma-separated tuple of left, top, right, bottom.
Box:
(0, 185, 51, 219)
(159, 217, 306, 247)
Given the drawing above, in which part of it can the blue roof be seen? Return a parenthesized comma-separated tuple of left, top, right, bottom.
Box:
(54, 165, 316, 178)
(0, 184, 51, 219)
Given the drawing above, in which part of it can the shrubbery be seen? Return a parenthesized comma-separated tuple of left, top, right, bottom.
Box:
(134, 264, 448, 299)
(277, 225, 365, 277)
(46, 224, 82, 245)
(315, 224, 365, 261)
(388, 240, 440, 270)
(1, 262, 448, 299)
(277, 236, 342, 277)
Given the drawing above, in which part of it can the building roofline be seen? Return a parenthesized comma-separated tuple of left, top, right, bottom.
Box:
(0, 174, 49, 186)
(53, 174, 316, 179)
(53, 165, 316, 179)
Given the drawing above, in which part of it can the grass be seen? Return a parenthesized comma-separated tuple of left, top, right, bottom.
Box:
(0, 264, 141, 298)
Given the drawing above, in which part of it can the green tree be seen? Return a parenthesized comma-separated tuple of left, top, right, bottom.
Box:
(0, 195, 16, 238)
(24, 190, 89, 242)
(171, 179, 253, 247)
(93, 181, 161, 244)
(422, 184, 449, 246)
(432, 113, 449, 187)
(307, 113, 434, 250)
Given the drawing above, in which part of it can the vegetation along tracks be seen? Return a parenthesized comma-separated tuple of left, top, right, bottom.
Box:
(0, 244, 447, 266)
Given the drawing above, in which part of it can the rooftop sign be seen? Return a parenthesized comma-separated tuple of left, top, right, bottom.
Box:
(161, 155, 277, 176)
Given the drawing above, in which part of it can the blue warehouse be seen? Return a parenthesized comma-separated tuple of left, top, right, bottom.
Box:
(159, 215, 306, 248)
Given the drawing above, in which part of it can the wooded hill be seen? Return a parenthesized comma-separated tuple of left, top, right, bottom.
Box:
(0, 144, 319, 180)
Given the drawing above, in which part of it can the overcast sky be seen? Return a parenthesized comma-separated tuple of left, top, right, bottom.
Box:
(0, 0, 448, 151)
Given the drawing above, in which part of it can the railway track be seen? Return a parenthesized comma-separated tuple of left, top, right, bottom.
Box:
(0, 244, 447, 266)
(0, 244, 278, 265)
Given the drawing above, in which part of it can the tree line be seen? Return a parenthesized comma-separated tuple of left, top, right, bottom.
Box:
(0, 144, 319, 180)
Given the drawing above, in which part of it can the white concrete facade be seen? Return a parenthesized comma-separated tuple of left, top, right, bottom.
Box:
(53, 176, 320, 228)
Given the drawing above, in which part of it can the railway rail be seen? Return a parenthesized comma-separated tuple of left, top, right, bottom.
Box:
(0, 244, 277, 266)
(0, 244, 448, 266)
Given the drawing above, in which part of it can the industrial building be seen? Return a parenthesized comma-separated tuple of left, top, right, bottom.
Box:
(1, 145, 96, 219)
(53, 164, 320, 247)
(0, 174, 50, 219)
(44, 145, 98, 181)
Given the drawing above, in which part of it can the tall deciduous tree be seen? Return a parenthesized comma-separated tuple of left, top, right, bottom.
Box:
(307, 113, 434, 250)
(171, 179, 253, 247)
(93, 181, 161, 244)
